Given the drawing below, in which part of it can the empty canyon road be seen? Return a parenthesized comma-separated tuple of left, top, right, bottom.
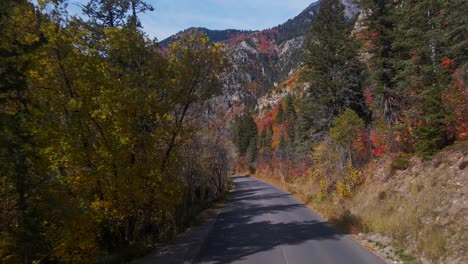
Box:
(197, 176, 385, 264)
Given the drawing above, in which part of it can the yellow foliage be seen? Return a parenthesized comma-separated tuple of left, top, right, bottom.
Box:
(345, 161, 363, 189)
(336, 181, 351, 198)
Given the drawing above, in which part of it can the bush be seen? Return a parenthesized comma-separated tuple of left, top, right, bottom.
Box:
(390, 155, 410, 174)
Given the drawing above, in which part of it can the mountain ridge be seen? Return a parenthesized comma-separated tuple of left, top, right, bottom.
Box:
(160, 0, 360, 122)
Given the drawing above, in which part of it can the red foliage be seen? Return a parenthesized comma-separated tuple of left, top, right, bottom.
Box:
(442, 58, 455, 70)
(445, 68, 468, 140)
(365, 42, 376, 50)
(285, 76, 298, 86)
(411, 54, 420, 61)
(256, 111, 274, 132)
(370, 130, 387, 157)
(370, 31, 379, 38)
(222, 33, 250, 48)
(256, 31, 277, 56)
(410, 87, 424, 96)
(442, 58, 452, 65)
(372, 146, 386, 157)
(364, 87, 374, 106)
(235, 156, 249, 172)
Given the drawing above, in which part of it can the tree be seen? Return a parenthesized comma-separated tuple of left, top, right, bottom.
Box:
(392, 0, 460, 156)
(83, 0, 130, 28)
(161, 31, 229, 170)
(275, 103, 285, 124)
(285, 94, 297, 121)
(330, 109, 365, 164)
(1, 2, 232, 262)
(0, 1, 48, 262)
(128, 0, 154, 28)
(234, 113, 258, 157)
(301, 0, 366, 141)
(355, 0, 400, 124)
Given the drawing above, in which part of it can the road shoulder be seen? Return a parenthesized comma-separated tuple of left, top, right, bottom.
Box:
(130, 201, 225, 264)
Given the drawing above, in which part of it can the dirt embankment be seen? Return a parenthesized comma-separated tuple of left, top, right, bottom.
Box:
(254, 142, 468, 264)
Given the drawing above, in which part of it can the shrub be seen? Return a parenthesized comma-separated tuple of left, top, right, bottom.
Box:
(390, 155, 410, 174)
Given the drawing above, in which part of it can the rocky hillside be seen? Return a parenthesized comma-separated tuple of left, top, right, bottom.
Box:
(159, 27, 253, 46)
(161, 0, 359, 119)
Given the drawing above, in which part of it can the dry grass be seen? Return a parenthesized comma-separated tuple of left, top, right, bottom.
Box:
(251, 141, 468, 263)
(351, 168, 450, 261)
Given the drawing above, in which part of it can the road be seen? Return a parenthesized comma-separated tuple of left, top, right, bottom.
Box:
(197, 176, 385, 264)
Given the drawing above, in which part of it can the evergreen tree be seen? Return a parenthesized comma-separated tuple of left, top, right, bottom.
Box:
(83, 0, 130, 28)
(301, 0, 366, 137)
(249, 140, 258, 163)
(277, 134, 288, 161)
(233, 113, 258, 156)
(355, 0, 400, 124)
(285, 94, 297, 121)
(276, 103, 285, 124)
(127, 0, 154, 28)
(284, 95, 297, 146)
(259, 128, 267, 148)
(392, 0, 457, 156)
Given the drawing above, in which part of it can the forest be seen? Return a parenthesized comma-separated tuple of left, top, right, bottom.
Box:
(1, 0, 467, 263)
(235, 0, 466, 194)
(233, 0, 466, 262)
(1, 0, 234, 263)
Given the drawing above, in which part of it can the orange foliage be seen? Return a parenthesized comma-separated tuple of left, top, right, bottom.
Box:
(256, 30, 278, 55)
(236, 156, 249, 173)
(445, 68, 468, 140)
(370, 130, 387, 157)
(364, 87, 373, 106)
(441, 58, 455, 70)
(352, 129, 372, 161)
(285, 76, 298, 86)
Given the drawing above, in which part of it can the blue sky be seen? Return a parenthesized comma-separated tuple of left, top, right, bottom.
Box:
(65, 0, 317, 41)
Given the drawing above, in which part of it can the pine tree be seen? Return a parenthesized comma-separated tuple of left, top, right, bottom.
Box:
(259, 128, 267, 148)
(276, 103, 285, 124)
(356, 0, 400, 124)
(233, 114, 258, 156)
(285, 94, 297, 121)
(301, 0, 366, 136)
(83, 0, 130, 28)
(277, 134, 288, 161)
(392, 0, 454, 156)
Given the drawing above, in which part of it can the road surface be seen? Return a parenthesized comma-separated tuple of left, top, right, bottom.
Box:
(197, 176, 385, 264)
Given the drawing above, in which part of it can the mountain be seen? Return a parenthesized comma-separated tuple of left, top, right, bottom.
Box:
(159, 27, 254, 47)
(161, 0, 360, 119)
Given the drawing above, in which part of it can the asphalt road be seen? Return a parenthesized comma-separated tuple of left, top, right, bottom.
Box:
(197, 176, 385, 264)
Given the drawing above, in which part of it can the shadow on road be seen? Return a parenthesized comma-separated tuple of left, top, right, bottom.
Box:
(197, 178, 343, 264)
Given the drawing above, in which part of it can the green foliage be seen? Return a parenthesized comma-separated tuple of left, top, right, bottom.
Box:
(285, 95, 296, 121)
(233, 114, 258, 156)
(356, 0, 400, 123)
(0, 2, 232, 263)
(391, 155, 410, 174)
(330, 109, 365, 151)
(275, 104, 285, 124)
(356, 0, 465, 156)
(300, 0, 367, 150)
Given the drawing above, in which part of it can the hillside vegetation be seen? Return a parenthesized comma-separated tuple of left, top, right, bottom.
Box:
(0, 1, 233, 263)
(1, 0, 466, 263)
(233, 0, 467, 263)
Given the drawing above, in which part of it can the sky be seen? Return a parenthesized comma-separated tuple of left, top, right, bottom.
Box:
(65, 0, 318, 41)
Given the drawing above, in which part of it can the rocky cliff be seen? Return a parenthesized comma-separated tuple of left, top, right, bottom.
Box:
(161, 0, 359, 119)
